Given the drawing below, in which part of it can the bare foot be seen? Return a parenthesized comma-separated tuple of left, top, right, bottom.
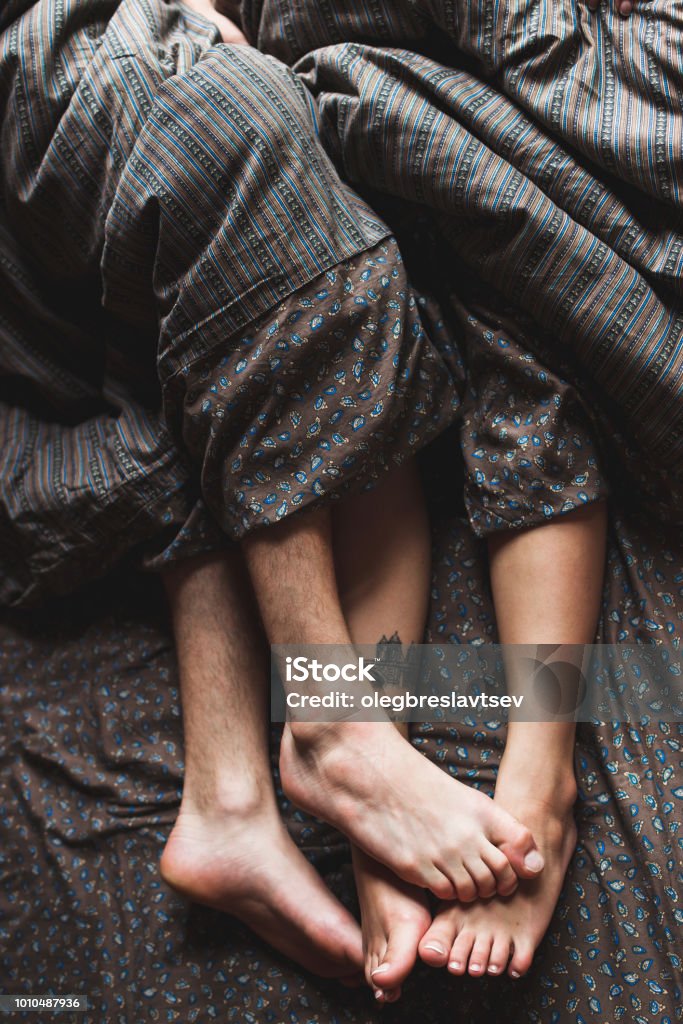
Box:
(181, 0, 249, 43)
(352, 846, 431, 1004)
(280, 721, 544, 902)
(418, 771, 577, 978)
(160, 794, 363, 979)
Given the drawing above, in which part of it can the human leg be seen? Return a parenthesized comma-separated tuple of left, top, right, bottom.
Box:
(419, 501, 607, 978)
(242, 495, 543, 903)
(334, 460, 432, 1004)
(159, 549, 363, 978)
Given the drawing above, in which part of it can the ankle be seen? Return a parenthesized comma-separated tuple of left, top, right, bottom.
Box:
(286, 717, 392, 755)
(286, 717, 356, 750)
(179, 772, 275, 821)
(496, 751, 578, 816)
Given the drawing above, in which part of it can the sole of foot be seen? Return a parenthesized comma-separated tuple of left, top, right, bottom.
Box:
(160, 805, 363, 979)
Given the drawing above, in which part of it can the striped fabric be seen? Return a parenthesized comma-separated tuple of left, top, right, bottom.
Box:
(0, 0, 453, 605)
(282, 1, 683, 466)
(0, 1, 229, 604)
(1, 0, 681, 607)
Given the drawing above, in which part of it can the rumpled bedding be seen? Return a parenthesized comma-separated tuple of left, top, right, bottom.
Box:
(1, 467, 681, 1021)
(1, 2, 683, 1020)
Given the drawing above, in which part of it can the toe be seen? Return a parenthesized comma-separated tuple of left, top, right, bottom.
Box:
(467, 933, 492, 977)
(369, 917, 426, 991)
(492, 812, 544, 879)
(487, 935, 511, 976)
(482, 842, 518, 897)
(447, 929, 475, 976)
(419, 911, 459, 967)
(365, 943, 388, 990)
(508, 940, 535, 979)
(465, 857, 497, 900)
(426, 870, 457, 901)
(450, 865, 477, 903)
(399, 851, 454, 899)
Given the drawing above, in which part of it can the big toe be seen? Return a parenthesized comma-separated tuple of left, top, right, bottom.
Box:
(492, 812, 544, 879)
(418, 914, 458, 967)
(370, 915, 430, 995)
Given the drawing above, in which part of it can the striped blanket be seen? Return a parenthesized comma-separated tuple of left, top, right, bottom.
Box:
(0, 0, 681, 607)
(263, 0, 683, 466)
(1, 5, 682, 1020)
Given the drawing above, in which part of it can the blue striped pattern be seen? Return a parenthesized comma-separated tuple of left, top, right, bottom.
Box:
(0, 0, 453, 605)
(2, 0, 682, 609)
(287, 6, 683, 465)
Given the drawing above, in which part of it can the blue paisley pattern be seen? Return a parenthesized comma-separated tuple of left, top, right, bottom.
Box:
(0, 1, 681, 1021)
(1, 497, 681, 1022)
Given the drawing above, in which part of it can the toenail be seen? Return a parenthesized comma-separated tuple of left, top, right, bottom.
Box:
(488, 966, 499, 974)
(424, 942, 446, 956)
(470, 963, 482, 972)
(524, 850, 544, 872)
(448, 961, 461, 971)
(374, 989, 384, 1001)
(371, 964, 390, 976)
(511, 970, 521, 979)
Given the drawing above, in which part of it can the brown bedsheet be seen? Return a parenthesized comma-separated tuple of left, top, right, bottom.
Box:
(1, 442, 681, 1023)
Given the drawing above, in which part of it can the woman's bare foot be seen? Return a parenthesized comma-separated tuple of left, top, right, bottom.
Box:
(418, 766, 577, 979)
(280, 721, 544, 902)
(160, 792, 363, 979)
(352, 847, 431, 1004)
(181, 0, 249, 42)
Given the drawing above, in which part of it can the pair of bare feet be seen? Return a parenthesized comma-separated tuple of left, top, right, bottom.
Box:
(161, 718, 577, 1000)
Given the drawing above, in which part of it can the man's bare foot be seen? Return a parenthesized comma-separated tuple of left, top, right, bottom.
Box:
(280, 721, 544, 902)
(418, 767, 577, 978)
(352, 847, 431, 1004)
(160, 793, 363, 979)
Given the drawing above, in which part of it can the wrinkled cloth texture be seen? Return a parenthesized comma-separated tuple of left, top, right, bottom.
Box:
(0, 0, 453, 606)
(1, 483, 682, 1023)
(249, 0, 683, 468)
(1, 0, 682, 606)
(1, 1, 683, 1022)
